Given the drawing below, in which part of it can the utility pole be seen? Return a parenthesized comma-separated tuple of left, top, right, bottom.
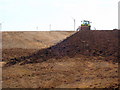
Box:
(74, 19, 75, 31)
(0, 23, 2, 31)
(36, 26, 38, 30)
(49, 24, 51, 31)
(72, 17, 76, 31)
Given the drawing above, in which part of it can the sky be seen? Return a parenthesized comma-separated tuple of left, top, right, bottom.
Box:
(0, 0, 119, 31)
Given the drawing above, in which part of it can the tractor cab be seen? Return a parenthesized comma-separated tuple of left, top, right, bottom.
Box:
(77, 20, 92, 31)
(81, 20, 91, 26)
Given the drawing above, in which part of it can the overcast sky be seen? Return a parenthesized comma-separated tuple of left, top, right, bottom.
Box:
(0, 0, 119, 31)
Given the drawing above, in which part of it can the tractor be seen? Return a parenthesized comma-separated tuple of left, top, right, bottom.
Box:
(77, 20, 91, 31)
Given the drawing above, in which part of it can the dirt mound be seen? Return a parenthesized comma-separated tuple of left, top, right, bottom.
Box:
(5, 30, 119, 66)
(2, 49, 37, 62)
(51, 30, 119, 60)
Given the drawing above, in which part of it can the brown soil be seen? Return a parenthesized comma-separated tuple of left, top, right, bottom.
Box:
(2, 56, 118, 88)
(2, 31, 75, 49)
(2, 48, 38, 62)
(2, 30, 119, 88)
(5, 30, 119, 65)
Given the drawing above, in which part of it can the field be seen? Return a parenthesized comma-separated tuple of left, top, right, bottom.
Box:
(2, 30, 119, 88)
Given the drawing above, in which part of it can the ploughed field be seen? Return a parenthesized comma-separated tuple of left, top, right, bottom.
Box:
(2, 31, 75, 49)
(2, 30, 119, 88)
(2, 31, 75, 62)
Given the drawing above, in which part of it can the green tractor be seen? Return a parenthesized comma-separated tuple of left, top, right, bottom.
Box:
(77, 20, 91, 31)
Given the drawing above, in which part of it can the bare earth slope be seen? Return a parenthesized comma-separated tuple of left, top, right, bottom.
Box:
(6, 30, 119, 65)
(2, 31, 75, 62)
(2, 31, 75, 49)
